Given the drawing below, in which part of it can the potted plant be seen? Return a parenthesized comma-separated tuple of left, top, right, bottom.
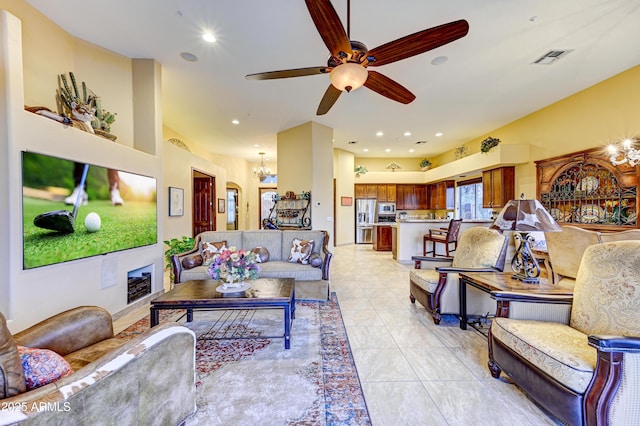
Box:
(164, 236, 195, 282)
(419, 159, 432, 171)
(481, 136, 501, 153)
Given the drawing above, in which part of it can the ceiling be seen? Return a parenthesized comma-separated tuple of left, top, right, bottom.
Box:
(25, 0, 640, 164)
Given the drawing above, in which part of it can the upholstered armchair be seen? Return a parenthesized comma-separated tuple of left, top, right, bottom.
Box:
(488, 241, 640, 426)
(545, 225, 600, 288)
(410, 227, 508, 324)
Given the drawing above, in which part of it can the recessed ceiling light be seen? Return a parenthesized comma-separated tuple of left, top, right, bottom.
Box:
(404, 131, 411, 137)
(435, 132, 443, 137)
(180, 52, 198, 62)
(202, 32, 216, 43)
(376, 131, 384, 137)
(253, 144, 260, 147)
(385, 148, 391, 152)
(409, 149, 415, 153)
(363, 148, 369, 152)
(431, 56, 448, 66)
(231, 119, 239, 125)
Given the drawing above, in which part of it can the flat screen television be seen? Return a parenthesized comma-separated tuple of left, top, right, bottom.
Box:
(22, 151, 158, 269)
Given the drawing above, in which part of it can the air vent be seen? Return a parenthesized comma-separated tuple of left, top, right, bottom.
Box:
(532, 49, 573, 65)
(415, 140, 427, 144)
(348, 140, 358, 144)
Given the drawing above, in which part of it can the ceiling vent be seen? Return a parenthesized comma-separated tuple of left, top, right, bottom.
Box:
(532, 49, 573, 65)
(348, 140, 358, 144)
(415, 140, 427, 144)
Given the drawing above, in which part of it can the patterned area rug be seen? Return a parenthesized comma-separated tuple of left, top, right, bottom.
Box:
(116, 293, 370, 425)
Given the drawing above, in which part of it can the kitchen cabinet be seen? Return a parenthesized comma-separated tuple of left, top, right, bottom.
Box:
(372, 225, 392, 251)
(354, 184, 378, 199)
(429, 180, 455, 210)
(397, 184, 428, 210)
(377, 184, 396, 202)
(482, 167, 515, 209)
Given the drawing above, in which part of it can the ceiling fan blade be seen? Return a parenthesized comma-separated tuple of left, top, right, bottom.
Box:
(305, 0, 352, 58)
(367, 20, 469, 67)
(246, 66, 330, 80)
(316, 84, 342, 115)
(363, 71, 416, 104)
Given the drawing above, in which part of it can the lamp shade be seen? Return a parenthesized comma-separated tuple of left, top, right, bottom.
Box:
(330, 63, 368, 92)
(490, 199, 561, 232)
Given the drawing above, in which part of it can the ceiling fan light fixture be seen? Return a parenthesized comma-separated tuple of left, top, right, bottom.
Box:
(330, 63, 368, 92)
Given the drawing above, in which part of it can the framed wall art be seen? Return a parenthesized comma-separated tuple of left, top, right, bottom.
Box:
(218, 198, 225, 213)
(168, 187, 184, 216)
(341, 196, 353, 206)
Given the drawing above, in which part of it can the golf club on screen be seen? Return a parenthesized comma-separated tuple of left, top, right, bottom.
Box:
(33, 164, 89, 233)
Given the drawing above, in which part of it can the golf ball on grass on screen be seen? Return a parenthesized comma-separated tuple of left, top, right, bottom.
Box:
(84, 212, 101, 232)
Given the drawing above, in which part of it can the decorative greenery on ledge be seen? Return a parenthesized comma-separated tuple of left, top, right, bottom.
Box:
(354, 165, 368, 177)
(419, 159, 432, 169)
(481, 136, 501, 153)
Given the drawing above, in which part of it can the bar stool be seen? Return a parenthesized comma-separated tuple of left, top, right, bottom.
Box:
(423, 218, 462, 256)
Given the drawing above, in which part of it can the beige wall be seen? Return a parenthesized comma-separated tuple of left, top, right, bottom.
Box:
(334, 149, 355, 245)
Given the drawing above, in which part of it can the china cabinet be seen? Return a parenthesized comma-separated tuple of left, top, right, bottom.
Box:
(536, 148, 638, 230)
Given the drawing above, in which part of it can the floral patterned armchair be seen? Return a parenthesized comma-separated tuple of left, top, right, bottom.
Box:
(410, 227, 508, 324)
(488, 241, 640, 426)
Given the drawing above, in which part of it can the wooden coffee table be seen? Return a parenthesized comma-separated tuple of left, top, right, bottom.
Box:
(458, 272, 573, 331)
(150, 277, 295, 349)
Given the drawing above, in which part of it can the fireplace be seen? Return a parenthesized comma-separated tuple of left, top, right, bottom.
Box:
(127, 265, 152, 304)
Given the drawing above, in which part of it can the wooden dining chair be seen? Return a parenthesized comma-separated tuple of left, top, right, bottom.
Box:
(423, 218, 462, 256)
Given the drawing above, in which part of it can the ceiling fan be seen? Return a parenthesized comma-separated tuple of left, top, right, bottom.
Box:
(246, 0, 469, 115)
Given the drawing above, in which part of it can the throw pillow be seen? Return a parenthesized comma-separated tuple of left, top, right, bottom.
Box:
(17, 346, 73, 390)
(308, 252, 323, 268)
(181, 254, 203, 270)
(251, 246, 270, 263)
(0, 312, 26, 398)
(288, 238, 314, 265)
(200, 241, 228, 265)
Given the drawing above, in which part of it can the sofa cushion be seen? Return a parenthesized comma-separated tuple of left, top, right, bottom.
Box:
(200, 241, 228, 265)
(491, 318, 596, 393)
(0, 312, 26, 398)
(243, 230, 282, 261)
(258, 261, 323, 281)
(18, 346, 73, 390)
(251, 246, 270, 263)
(180, 265, 211, 283)
(288, 238, 314, 264)
(63, 338, 126, 371)
(181, 254, 203, 270)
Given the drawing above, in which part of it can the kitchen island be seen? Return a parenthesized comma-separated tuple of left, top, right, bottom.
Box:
(372, 223, 393, 251)
(391, 219, 493, 263)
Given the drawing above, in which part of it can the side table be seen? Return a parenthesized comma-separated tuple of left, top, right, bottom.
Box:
(458, 272, 572, 330)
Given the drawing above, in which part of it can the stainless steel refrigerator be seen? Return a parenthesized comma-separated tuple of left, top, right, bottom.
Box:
(355, 199, 376, 244)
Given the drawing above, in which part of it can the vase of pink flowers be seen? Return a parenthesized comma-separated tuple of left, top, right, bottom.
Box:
(207, 247, 261, 289)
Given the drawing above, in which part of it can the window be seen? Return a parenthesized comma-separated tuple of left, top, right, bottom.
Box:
(456, 179, 492, 220)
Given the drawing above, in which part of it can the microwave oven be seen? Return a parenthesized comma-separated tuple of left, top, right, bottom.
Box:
(378, 202, 396, 214)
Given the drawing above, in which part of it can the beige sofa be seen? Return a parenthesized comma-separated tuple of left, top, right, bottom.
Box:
(171, 230, 332, 298)
(0, 307, 196, 425)
(545, 226, 640, 288)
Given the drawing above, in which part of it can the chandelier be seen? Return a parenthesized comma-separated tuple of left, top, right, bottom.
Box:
(608, 138, 640, 166)
(253, 152, 271, 181)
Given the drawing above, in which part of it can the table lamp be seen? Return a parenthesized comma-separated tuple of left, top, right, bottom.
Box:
(490, 197, 561, 283)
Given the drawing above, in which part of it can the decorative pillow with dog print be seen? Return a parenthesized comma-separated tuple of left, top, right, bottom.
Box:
(200, 241, 228, 265)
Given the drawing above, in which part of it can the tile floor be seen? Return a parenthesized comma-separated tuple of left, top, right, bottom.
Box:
(330, 244, 559, 426)
(114, 243, 560, 425)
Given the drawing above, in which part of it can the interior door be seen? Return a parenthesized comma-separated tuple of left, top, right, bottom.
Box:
(193, 175, 214, 235)
(226, 188, 238, 230)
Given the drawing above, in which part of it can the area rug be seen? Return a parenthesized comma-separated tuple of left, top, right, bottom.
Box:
(116, 293, 370, 425)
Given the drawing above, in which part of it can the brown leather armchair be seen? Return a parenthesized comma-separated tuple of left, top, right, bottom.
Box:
(1, 306, 196, 425)
(488, 241, 640, 426)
